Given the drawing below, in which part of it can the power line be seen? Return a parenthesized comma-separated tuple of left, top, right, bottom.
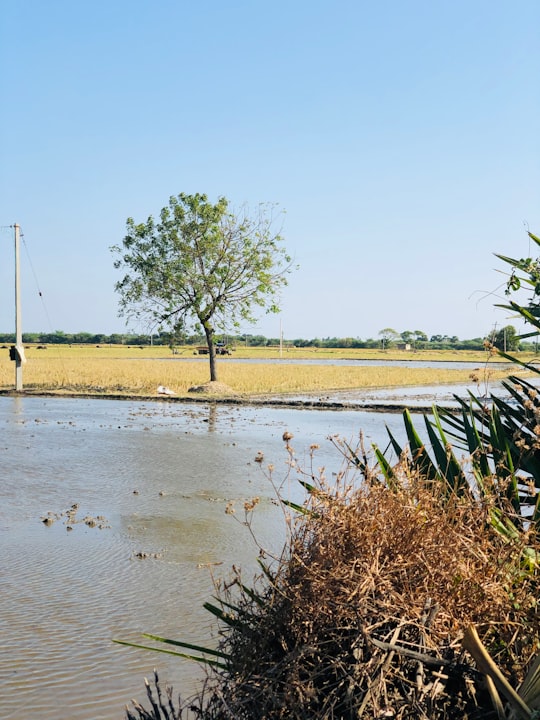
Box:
(19, 228, 56, 334)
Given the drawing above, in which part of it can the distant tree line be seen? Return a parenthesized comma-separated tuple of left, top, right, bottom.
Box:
(0, 331, 156, 346)
(0, 324, 529, 351)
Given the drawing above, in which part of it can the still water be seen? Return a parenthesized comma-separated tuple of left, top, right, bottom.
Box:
(162, 356, 510, 370)
(0, 395, 411, 720)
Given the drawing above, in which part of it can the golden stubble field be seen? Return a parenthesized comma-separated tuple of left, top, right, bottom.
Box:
(0, 344, 531, 398)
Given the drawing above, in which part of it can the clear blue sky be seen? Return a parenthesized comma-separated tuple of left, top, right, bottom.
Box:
(1, 0, 538, 341)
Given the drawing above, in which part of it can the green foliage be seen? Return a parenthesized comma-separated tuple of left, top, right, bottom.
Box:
(378, 327, 400, 347)
(492, 325, 521, 351)
(495, 232, 540, 335)
(0, 331, 497, 350)
(111, 193, 293, 380)
(374, 384, 540, 541)
(368, 231, 540, 564)
(114, 634, 228, 668)
(401, 329, 428, 346)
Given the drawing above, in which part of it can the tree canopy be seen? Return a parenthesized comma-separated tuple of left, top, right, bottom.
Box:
(492, 324, 520, 351)
(378, 328, 401, 347)
(111, 193, 293, 383)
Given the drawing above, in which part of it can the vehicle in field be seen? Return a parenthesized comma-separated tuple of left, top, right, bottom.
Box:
(195, 342, 232, 356)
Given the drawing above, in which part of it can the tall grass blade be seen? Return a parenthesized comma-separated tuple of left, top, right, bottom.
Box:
(203, 601, 243, 628)
(113, 639, 228, 668)
(401, 408, 441, 483)
(282, 499, 318, 516)
(425, 408, 469, 496)
(373, 444, 401, 491)
(142, 633, 228, 658)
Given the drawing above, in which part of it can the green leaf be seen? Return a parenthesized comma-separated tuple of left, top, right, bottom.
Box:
(202, 601, 240, 626)
(425, 408, 469, 496)
(142, 633, 228, 658)
(112, 639, 228, 668)
(282, 499, 318, 516)
(372, 444, 401, 491)
(401, 408, 441, 483)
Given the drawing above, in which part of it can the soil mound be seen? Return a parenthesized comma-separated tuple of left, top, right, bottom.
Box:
(187, 381, 236, 395)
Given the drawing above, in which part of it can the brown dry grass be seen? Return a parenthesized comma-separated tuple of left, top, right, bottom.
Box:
(182, 450, 539, 720)
(0, 345, 526, 397)
(124, 435, 539, 720)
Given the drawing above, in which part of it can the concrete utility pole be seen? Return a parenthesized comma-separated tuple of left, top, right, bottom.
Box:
(14, 223, 23, 390)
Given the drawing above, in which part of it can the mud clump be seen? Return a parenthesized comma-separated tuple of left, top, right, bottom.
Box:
(41, 503, 110, 530)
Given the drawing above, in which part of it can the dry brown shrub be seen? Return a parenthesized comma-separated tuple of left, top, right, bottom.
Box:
(196, 467, 539, 720)
(126, 451, 539, 720)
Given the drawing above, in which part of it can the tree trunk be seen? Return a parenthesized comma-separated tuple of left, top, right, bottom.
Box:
(203, 323, 218, 382)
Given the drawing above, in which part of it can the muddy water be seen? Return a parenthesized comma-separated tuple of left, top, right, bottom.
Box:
(0, 395, 410, 720)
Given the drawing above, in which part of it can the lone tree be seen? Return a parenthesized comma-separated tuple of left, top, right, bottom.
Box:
(378, 327, 400, 349)
(112, 193, 293, 384)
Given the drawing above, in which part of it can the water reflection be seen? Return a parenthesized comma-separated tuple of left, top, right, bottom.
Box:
(206, 403, 217, 431)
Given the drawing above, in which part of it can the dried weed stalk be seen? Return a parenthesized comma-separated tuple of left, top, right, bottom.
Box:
(129, 448, 539, 719)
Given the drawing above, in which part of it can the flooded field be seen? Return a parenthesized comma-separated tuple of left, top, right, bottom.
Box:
(163, 356, 511, 370)
(1, 395, 413, 720)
